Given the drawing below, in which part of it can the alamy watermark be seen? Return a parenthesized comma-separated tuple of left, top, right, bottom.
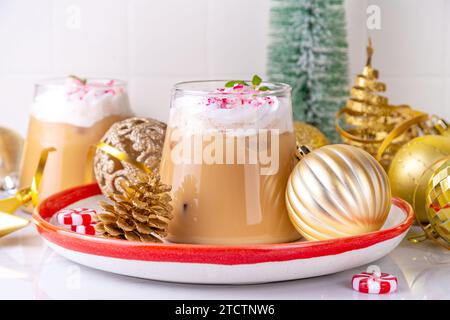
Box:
(169, 129, 280, 176)
(367, 5, 381, 30)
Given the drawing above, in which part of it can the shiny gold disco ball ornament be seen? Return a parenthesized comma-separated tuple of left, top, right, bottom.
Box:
(389, 135, 450, 223)
(419, 159, 450, 248)
(293, 121, 329, 150)
(286, 144, 391, 241)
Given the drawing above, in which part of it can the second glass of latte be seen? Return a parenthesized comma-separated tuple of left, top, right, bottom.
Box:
(19, 77, 132, 208)
(160, 80, 300, 245)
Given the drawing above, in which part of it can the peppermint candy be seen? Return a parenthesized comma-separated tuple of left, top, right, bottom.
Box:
(71, 224, 96, 235)
(56, 208, 96, 226)
(352, 271, 398, 294)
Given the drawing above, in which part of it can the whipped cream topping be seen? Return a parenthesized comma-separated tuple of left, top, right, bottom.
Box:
(31, 78, 132, 127)
(170, 92, 293, 135)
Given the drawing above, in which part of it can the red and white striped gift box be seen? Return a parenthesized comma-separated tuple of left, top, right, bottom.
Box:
(56, 208, 96, 226)
(71, 224, 96, 235)
(352, 272, 398, 294)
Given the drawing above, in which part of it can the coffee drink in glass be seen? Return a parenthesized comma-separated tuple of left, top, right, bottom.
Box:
(19, 77, 132, 207)
(160, 80, 300, 244)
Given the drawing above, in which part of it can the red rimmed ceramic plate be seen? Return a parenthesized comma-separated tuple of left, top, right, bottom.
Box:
(33, 183, 414, 284)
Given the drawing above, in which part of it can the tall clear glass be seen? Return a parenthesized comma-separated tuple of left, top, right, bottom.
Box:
(160, 80, 300, 245)
(19, 77, 132, 208)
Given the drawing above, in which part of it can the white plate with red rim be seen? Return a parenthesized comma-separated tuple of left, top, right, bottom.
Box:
(33, 183, 414, 284)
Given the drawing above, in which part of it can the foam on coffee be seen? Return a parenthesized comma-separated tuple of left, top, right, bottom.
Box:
(31, 78, 131, 127)
(169, 91, 293, 135)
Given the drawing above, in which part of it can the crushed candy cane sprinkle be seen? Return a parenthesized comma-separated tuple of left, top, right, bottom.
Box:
(66, 75, 123, 100)
(31, 75, 131, 127)
(204, 75, 276, 109)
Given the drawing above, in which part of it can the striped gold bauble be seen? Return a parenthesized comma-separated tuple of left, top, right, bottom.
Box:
(286, 144, 391, 241)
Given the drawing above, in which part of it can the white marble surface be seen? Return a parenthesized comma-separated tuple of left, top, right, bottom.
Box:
(0, 218, 449, 300)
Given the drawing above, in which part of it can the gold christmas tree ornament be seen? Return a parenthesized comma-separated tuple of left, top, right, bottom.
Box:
(95, 172, 173, 242)
(293, 121, 329, 150)
(336, 38, 426, 169)
(286, 144, 391, 241)
(94, 117, 166, 196)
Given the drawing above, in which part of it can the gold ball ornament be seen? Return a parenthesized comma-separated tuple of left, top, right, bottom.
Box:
(294, 121, 329, 150)
(94, 117, 166, 195)
(286, 144, 392, 241)
(388, 135, 450, 223)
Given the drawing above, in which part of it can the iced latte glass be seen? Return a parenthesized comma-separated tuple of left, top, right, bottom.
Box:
(19, 77, 132, 208)
(160, 80, 300, 244)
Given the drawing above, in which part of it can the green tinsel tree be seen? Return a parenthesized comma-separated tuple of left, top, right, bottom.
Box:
(267, 0, 349, 142)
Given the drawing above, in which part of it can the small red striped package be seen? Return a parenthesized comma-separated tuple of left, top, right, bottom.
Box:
(56, 208, 96, 226)
(70, 224, 96, 235)
(352, 271, 398, 294)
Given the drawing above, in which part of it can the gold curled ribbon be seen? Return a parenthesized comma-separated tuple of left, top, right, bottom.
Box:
(336, 108, 385, 144)
(375, 111, 429, 162)
(86, 142, 153, 183)
(346, 99, 392, 115)
(0, 147, 55, 214)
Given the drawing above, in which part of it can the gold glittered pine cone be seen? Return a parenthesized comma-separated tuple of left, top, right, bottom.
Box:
(95, 172, 173, 242)
(94, 117, 166, 196)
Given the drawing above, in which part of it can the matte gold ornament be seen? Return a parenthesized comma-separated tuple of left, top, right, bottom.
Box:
(336, 38, 422, 169)
(389, 134, 450, 223)
(94, 117, 166, 196)
(286, 144, 391, 241)
(294, 121, 329, 150)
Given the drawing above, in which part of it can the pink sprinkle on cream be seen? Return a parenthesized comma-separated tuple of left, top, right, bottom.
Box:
(233, 83, 244, 90)
(66, 78, 117, 100)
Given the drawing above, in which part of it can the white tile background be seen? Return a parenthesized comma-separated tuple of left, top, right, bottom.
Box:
(0, 0, 449, 136)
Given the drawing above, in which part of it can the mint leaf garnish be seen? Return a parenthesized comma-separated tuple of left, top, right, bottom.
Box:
(252, 75, 262, 87)
(69, 74, 87, 85)
(224, 75, 270, 91)
(225, 80, 249, 87)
